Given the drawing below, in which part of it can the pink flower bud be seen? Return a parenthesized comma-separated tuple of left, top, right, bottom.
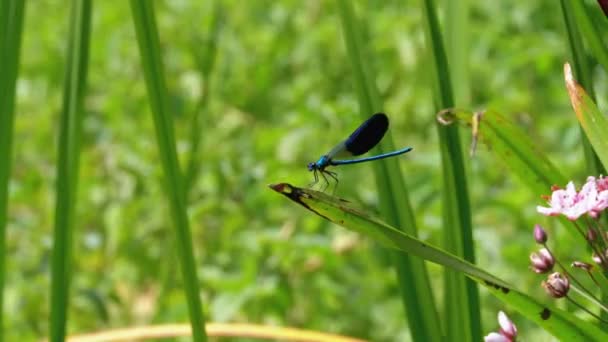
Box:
(571, 261, 593, 271)
(498, 311, 517, 339)
(484, 311, 517, 342)
(592, 249, 608, 268)
(533, 224, 547, 244)
(542, 272, 570, 298)
(587, 228, 597, 242)
(530, 248, 554, 274)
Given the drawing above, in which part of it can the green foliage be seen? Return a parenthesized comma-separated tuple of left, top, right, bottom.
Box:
(270, 182, 608, 341)
(0, 1, 26, 341)
(3, 1, 608, 341)
(129, 1, 207, 341)
(337, 1, 441, 341)
(49, 1, 91, 341)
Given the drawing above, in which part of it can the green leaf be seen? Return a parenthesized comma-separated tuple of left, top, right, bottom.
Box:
(439, 109, 567, 195)
(270, 183, 608, 341)
(564, 63, 608, 171)
(49, 1, 91, 341)
(421, 0, 480, 339)
(337, 1, 441, 340)
(569, 1, 608, 76)
(559, 0, 605, 175)
(0, 0, 26, 339)
(129, 2, 207, 341)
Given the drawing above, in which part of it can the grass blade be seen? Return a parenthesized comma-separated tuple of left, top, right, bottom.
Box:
(129, 2, 207, 341)
(564, 63, 608, 170)
(421, 0, 480, 340)
(185, 1, 222, 195)
(446, 0, 470, 105)
(559, 0, 605, 175)
(337, 1, 441, 340)
(270, 183, 608, 341)
(0, 1, 26, 340)
(569, 1, 608, 75)
(49, 1, 91, 341)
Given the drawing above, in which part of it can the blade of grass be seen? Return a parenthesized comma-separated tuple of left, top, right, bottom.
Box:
(184, 1, 222, 196)
(560, 3, 608, 322)
(421, 0, 480, 340)
(0, 1, 26, 340)
(271, 183, 507, 286)
(49, 1, 91, 341)
(559, 0, 605, 175)
(446, 0, 470, 105)
(129, 2, 207, 341)
(564, 63, 608, 171)
(270, 183, 608, 341)
(337, 2, 441, 341)
(569, 0, 608, 76)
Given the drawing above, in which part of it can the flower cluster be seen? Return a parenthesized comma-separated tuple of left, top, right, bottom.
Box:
(526, 176, 608, 330)
(537, 176, 608, 220)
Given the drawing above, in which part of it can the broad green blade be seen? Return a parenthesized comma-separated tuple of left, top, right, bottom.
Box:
(270, 183, 608, 341)
(564, 63, 608, 170)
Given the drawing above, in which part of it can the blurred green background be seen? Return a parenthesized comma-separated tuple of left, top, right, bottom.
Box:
(5, 1, 598, 341)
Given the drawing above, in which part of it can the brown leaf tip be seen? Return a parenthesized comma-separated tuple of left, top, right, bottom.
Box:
(563, 63, 583, 115)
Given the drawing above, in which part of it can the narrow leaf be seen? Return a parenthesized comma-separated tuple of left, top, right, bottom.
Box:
(570, 1, 608, 74)
(439, 109, 567, 195)
(560, 0, 605, 175)
(564, 63, 608, 170)
(0, 1, 26, 340)
(270, 183, 608, 341)
(49, 1, 91, 341)
(129, 2, 207, 341)
(421, 0, 479, 339)
(337, 2, 441, 341)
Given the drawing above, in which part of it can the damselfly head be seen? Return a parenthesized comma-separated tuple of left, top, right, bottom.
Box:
(307, 162, 317, 171)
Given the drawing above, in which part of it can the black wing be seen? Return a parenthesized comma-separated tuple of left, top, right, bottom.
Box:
(344, 113, 389, 156)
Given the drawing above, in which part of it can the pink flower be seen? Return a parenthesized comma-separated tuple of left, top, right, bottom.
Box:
(537, 177, 608, 220)
(484, 311, 517, 342)
(597, 175, 608, 192)
(484, 332, 509, 342)
(530, 248, 554, 274)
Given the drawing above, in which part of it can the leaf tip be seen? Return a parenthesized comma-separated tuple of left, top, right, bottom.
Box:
(269, 183, 291, 193)
(563, 62, 583, 119)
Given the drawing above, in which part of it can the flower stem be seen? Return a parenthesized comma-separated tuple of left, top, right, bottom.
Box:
(545, 245, 598, 301)
(568, 287, 608, 322)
